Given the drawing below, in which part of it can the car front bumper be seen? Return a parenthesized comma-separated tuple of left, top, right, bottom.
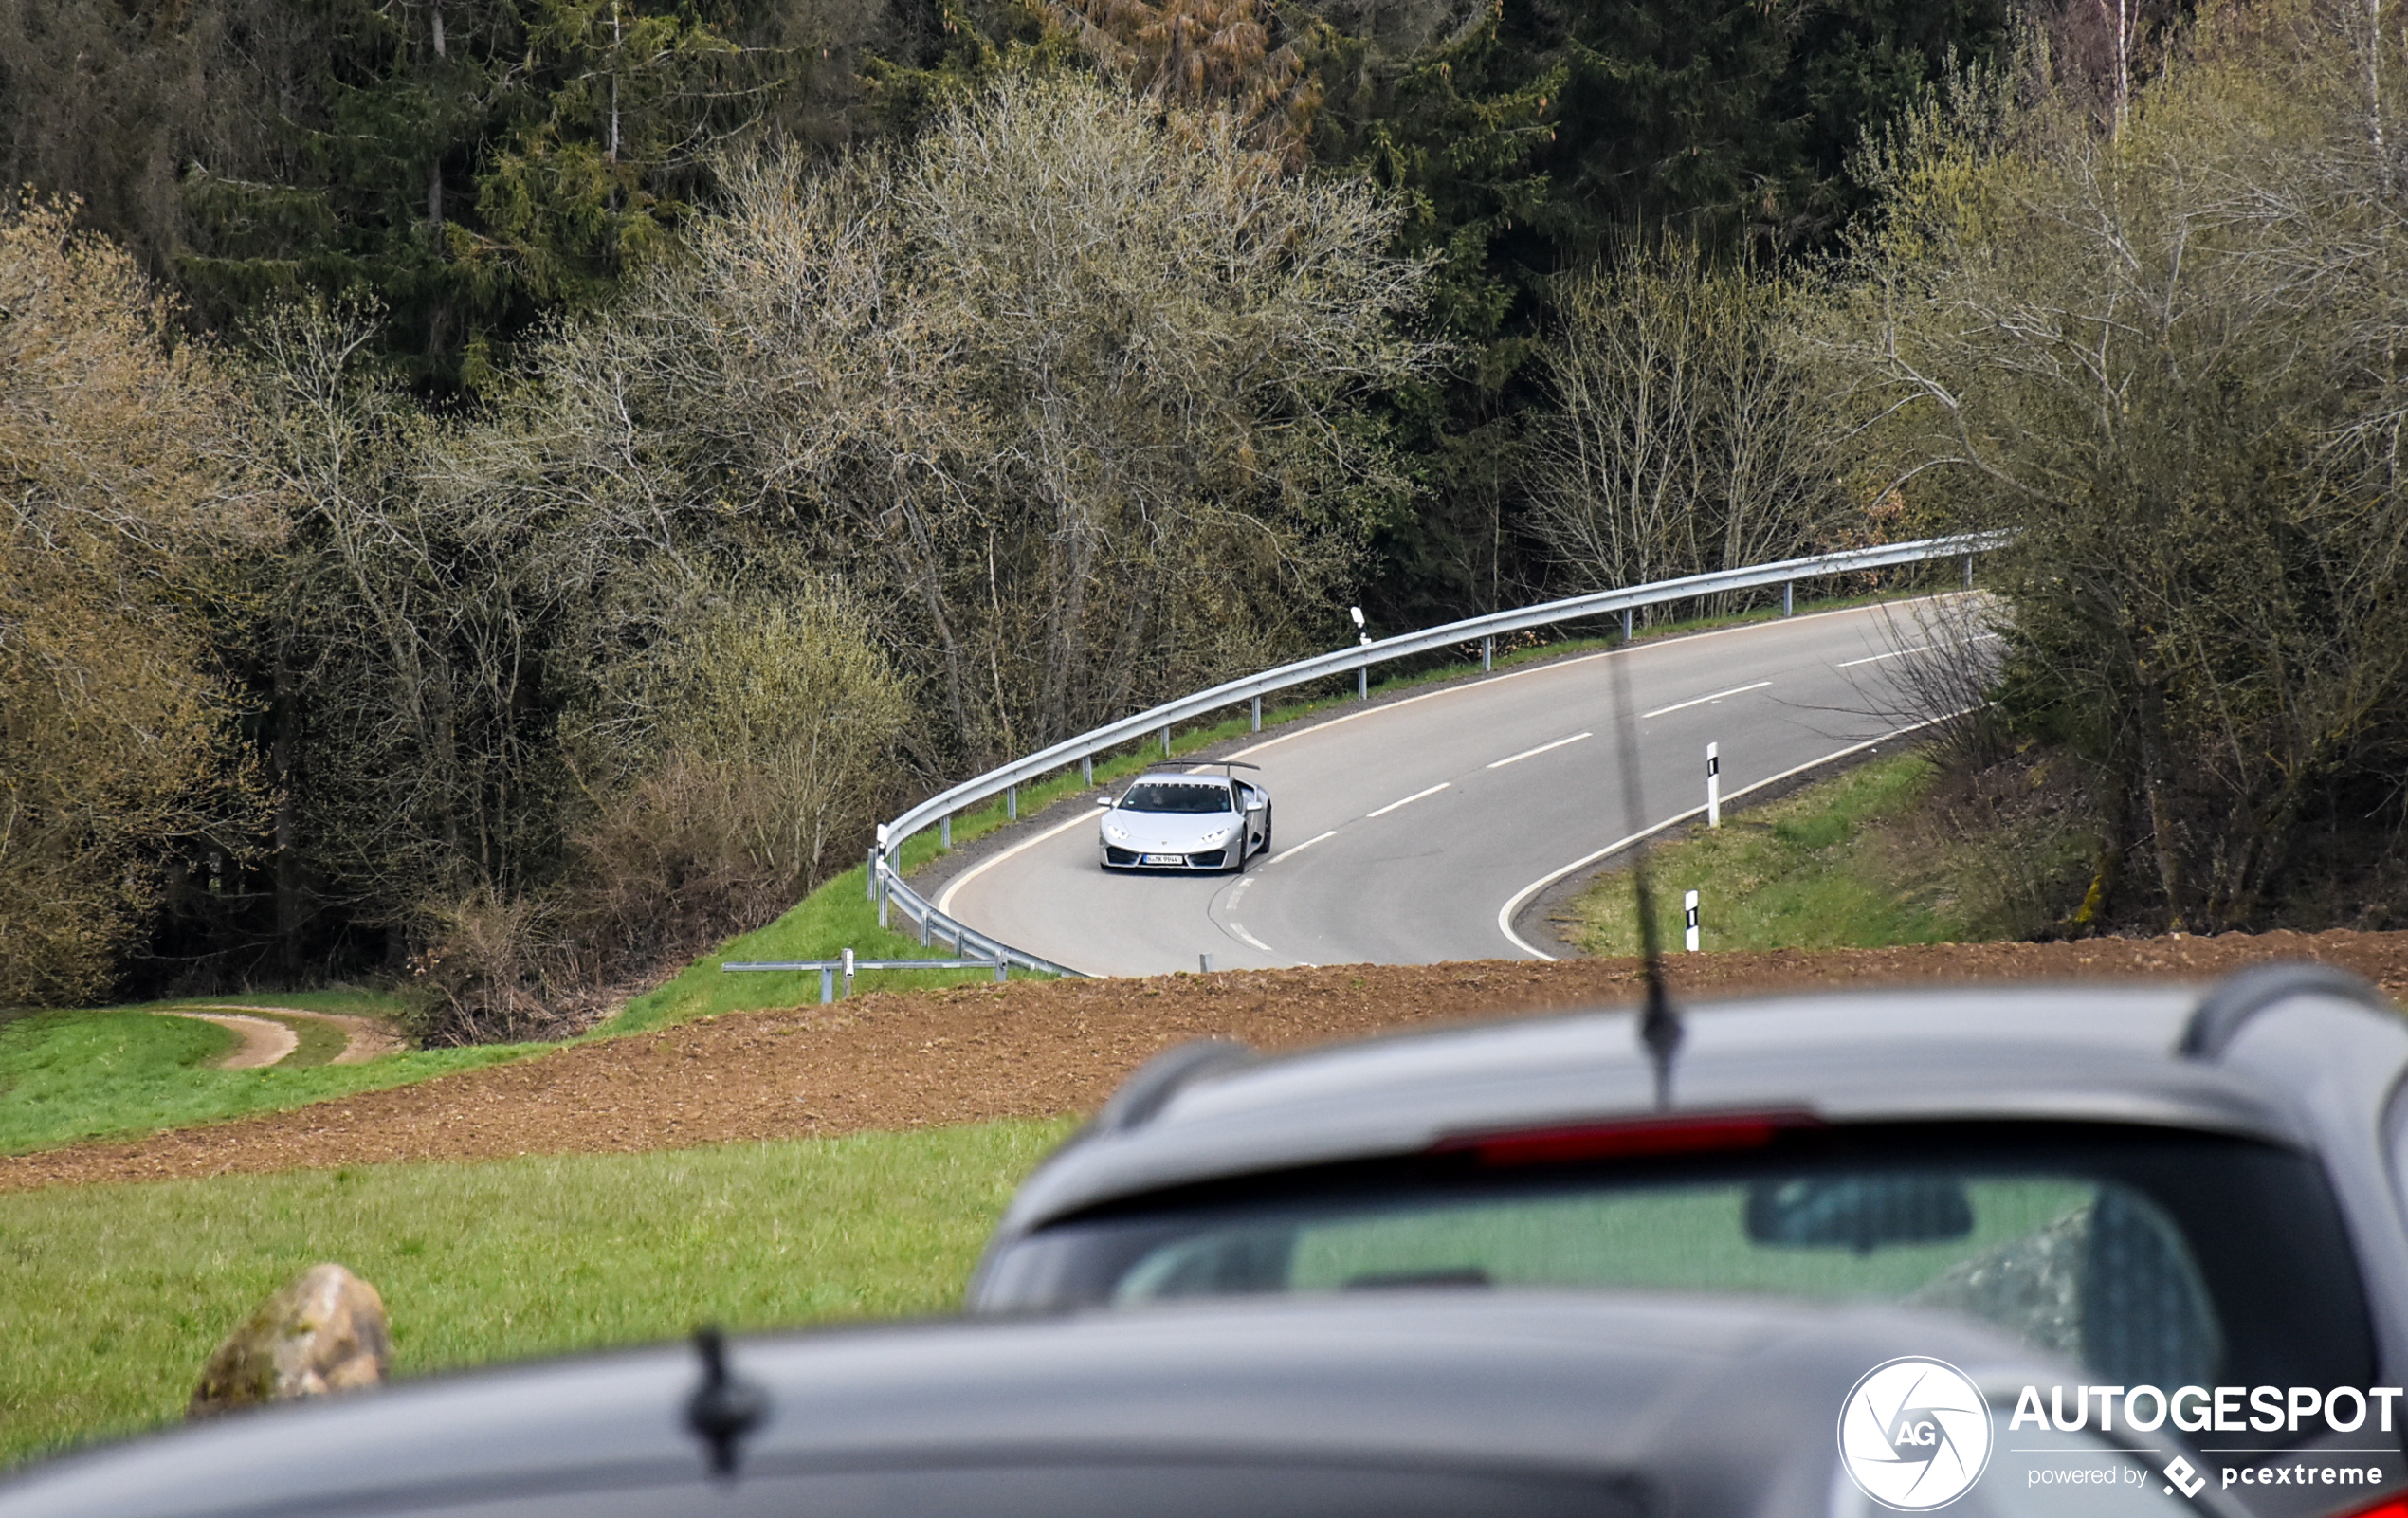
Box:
(1103, 845, 1230, 869)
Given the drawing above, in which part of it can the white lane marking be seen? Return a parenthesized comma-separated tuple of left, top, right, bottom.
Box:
(1487, 731, 1593, 769)
(1226, 878, 1252, 906)
(1837, 631, 2001, 668)
(1227, 922, 1275, 953)
(935, 597, 1975, 965)
(1835, 645, 1928, 668)
(1227, 594, 1966, 759)
(1267, 829, 1337, 864)
(1365, 782, 1450, 818)
(935, 809, 1101, 916)
(1639, 680, 1772, 720)
(1492, 709, 1972, 960)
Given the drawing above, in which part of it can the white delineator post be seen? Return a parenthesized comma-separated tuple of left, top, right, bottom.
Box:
(874, 824, 891, 924)
(1358, 630, 1373, 700)
(1706, 743, 1721, 829)
(1685, 890, 1701, 953)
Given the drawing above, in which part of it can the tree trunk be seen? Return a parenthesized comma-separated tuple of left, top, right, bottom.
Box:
(273, 646, 303, 980)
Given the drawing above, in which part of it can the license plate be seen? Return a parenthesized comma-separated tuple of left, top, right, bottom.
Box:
(1140, 853, 1184, 866)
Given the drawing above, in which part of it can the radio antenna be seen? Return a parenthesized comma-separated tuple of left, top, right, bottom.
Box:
(1607, 631, 1682, 1109)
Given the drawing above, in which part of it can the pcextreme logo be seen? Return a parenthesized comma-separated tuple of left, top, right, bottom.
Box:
(1838, 1357, 1997, 1510)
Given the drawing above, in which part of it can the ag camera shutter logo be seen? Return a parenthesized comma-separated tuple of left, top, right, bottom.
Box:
(1838, 1357, 1996, 1510)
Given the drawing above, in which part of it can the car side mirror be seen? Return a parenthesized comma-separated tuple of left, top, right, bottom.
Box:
(1744, 1175, 1974, 1253)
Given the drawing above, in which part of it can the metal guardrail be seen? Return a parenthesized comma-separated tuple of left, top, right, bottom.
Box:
(868, 531, 2012, 978)
(725, 946, 1009, 1001)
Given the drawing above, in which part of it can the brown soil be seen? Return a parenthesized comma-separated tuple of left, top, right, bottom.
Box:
(10, 929, 2408, 1194)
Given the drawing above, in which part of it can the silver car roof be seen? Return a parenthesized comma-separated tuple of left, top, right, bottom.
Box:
(990, 980, 2402, 1240)
(0, 1293, 2065, 1518)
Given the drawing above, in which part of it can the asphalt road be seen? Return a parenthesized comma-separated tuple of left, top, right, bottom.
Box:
(937, 598, 1976, 976)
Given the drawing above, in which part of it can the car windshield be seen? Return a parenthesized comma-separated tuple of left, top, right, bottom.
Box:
(1120, 782, 1233, 814)
(977, 1123, 2373, 1420)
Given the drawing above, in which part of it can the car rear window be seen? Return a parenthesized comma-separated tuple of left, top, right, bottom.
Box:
(978, 1122, 2373, 1416)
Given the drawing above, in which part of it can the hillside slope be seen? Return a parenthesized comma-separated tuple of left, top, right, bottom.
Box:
(8, 928, 2404, 1194)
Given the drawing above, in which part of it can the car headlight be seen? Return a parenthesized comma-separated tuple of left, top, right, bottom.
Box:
(1203, 825, 1234, 843)
(1104, 823, 1129, 841)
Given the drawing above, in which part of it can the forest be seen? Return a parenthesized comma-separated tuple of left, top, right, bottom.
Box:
(5, 0, 2405, 1027)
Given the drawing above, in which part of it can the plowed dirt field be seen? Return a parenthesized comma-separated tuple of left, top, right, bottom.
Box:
(9, 929, 2406, 1194)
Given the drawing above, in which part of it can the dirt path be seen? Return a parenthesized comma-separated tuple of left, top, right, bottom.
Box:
(155, 1013, 299, 1070)
(155, 1006, 407, 1068)
(16, 928, 2405, 1194)
(172, 1006, 406, 1065)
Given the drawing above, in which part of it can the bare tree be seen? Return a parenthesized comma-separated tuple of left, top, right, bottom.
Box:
(1828, 0, 2408, 930)
(1530, 245, 1852, 608)
(0, 199, 273, 1002)
(556, 73, 1433, 766)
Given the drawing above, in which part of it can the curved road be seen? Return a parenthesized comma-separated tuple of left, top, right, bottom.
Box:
(937, 598, 1972, 976)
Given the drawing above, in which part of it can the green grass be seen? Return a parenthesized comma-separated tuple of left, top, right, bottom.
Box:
(0, 1012, 533, 1156)
(1565, 750, 1979, 955)
(0, 1116, 1076, 1469)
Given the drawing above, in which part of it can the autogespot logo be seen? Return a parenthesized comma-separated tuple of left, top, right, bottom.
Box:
(1839, 1357, 1997, 1510)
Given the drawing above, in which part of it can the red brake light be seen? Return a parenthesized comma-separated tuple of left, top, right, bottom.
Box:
(1431, 1111, 1823, 1168)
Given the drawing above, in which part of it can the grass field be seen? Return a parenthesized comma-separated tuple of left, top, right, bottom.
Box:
(0, 1116, 1075, 1469)
(1565, 751, 1978, 955)
(0, 1011, 533, 1158)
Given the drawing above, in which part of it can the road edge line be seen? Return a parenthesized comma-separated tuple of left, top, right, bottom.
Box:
(935, 809, 1104, 917)
(1493, 710, 1966, 960)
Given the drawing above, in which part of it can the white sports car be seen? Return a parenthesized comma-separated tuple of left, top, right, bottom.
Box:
(1098, 767, 1272, 872)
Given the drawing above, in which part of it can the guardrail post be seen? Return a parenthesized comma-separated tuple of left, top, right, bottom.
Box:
(1963, 554, 1975, 590)
(1007, 785, 1017, 821)
(1251, 696, 1262, 732)
(841, 946, 855, 997)
(1160, 725, 1171, 757)
(1082, 754, 1092, 786)
(994, 959, 1008, 984)
(1622, 608, 1634, 644)
(1482, 635, 1493, 671)
(1781, 582, 1793, 617)
(819, 967, 834, 1004)
(867, 849, 877, 901)
(940, 815, 951, 849)
(919, 910, 931, 947)
(1358, 666, 1368, 701)
(877, 872, 889, 929)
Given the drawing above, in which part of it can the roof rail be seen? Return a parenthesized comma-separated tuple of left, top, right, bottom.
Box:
(2180, 960, 2391, 1060)
(1093, 1038, 1254, 1134)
